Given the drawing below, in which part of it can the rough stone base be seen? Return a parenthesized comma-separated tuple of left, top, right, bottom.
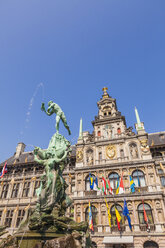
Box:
(15, 231, 82, 248)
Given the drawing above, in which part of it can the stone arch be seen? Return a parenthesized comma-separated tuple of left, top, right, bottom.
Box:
(108, 172, 120, 190)
(144, 240, 159, 248)
(132, 169, 146, 187)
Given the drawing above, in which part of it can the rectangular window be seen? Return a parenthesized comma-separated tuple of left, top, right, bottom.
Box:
(99, 152, 102, 160)
(5, 210, 14, 227)
(0, 211, 2, 222)
(161, 176, 165, 187)
(16, 209, 25, 227)
(1, 184, 9, 199)
(11, 183, 20, 198)
(33, 181, 40, 197)
(22, 182, 31, 197)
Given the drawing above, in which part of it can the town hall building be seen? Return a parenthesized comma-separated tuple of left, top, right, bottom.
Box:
(0, 88, 165, 248)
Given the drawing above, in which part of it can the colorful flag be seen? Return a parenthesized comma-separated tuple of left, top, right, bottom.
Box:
(93, 176, 101, 192)
(118, 174, 124, 194)
(129, 175, 135, 193)
(89, 173, 94, 190)
(116, 177, 120, 194)
(105, 198, 111, 227)
(0, 162, 7, 179)
(69, 173, 72, 183)
(102, 176, 107, 195)
(142, 201, 148, 228)
(115, 207, 121, 230)
(88, 201, 94, 231)
(137, 169, 140, 192)
(107, 179, 114, 195)
(160, 162, 165, 174)
(122, 199, 132, 231)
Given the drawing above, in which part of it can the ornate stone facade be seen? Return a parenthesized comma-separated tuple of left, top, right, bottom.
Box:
(0, 89, 165, 248)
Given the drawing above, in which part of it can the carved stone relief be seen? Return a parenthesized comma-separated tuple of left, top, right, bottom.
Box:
(129, 143, 138, 159)
(76, 149, 83, 162)
(106, 145, 116, 159)
(140, 139, 150, 154)
(86, 149, 93, 165)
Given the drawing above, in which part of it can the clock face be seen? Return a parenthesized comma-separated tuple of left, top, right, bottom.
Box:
(106, 145, 116, 159)
(76, 150, 83, 162)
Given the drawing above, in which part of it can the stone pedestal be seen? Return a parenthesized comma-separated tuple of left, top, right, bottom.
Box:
(15, 231, 81, 248)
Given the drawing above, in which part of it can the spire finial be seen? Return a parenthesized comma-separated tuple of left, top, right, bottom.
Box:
(134, 106, 145, 132)
(135, 107, 141, 127)
(102, 87, 109, 98)
(78, 118, 83, 139)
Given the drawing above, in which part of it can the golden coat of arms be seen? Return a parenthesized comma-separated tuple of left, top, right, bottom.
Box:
(106, 145, 116, 159)
(76, 150, 83, 162)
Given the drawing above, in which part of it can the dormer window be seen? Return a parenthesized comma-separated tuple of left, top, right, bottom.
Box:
(108, 112, 111, 115)
(104, 112, 107, 116)
(117, 128, 121, 134)
(98, 131, 101, 137)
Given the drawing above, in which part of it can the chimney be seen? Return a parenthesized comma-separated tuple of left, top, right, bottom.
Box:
(15, 142, 26, 158)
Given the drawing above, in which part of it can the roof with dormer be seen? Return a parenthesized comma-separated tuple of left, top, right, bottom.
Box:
(148, 131, 165, 147)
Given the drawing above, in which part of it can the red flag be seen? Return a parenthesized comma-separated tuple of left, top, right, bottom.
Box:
(118, 174, 124, 194)
(107, 179, 113, 195)
(142, 201, 148, 228)
(116, 218, 120, 230)
(102, 176, 107, 195)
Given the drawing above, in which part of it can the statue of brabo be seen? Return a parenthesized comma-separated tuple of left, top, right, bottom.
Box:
(0, 101, 89, 248)
(30, 101, 72, 220)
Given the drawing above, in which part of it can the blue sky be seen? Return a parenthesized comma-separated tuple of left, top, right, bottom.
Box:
(0, 0, 165, 162)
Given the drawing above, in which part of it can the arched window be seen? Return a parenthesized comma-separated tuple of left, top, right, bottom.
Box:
(91, 241, 97, 248)
(85, 174, 96, 191)
(132, 170, 146, 187)
(111, 204, 124, 226)
(138, 203, 154, 225)
(144, 241, 159, 248)
(85, 205, 98, 226)
(108, 173, 119, 189)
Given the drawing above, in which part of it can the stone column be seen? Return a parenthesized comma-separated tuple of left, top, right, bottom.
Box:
(98, 202, 102, 233)
(152, 200, 163, 232)
(132, 201, 139, 231)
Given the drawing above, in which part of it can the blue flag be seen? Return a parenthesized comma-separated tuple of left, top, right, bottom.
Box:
(129, 175, 135, 193)
(122, 199, 132, 231)
(89, 173, 94, 190)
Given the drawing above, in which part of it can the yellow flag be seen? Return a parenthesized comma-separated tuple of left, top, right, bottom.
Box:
(115, 207, 121, 223)
(160, 162, 165, 174)
(14, 205, 19, 213)
(151, 139, 154, 146)
(10, 178, 15, 185)
(105, 198, 111, 228)
(24, 204, 30, 211)
(25, 157, 28, 163)
(13, 160, 16, 165)
(3, 207, 7, 213)
(69, 173, 72, 183)
(31, 176, 36, 181)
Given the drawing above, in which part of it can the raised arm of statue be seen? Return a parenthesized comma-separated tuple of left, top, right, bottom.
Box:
(41, 103, 53, 116)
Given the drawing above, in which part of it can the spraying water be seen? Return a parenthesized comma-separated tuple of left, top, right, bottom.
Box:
(19, 83, 45, 140)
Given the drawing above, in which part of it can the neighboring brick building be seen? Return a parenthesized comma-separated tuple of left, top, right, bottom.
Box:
(0, 88, 165, 248)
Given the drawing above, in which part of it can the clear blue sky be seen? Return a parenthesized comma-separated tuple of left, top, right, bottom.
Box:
(0, 0, 165, 162)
